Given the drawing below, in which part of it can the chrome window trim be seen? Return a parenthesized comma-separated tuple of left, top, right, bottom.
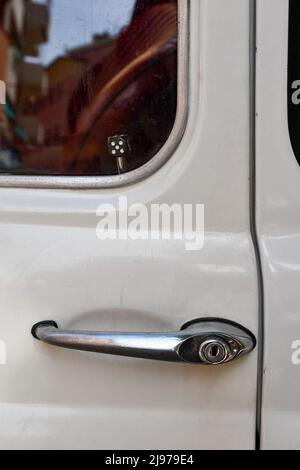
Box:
(0, 0, 189, 190)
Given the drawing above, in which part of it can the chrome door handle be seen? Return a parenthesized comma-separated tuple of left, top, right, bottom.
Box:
(32, 318, 256, 365)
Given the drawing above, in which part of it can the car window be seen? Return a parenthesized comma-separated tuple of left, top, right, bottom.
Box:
(0, 0, 178, 176)
(288, 0, 300, 167)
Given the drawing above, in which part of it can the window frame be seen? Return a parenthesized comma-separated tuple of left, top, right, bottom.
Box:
(0, 0, 189, 189)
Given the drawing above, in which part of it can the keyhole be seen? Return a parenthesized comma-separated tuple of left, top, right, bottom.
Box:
(199, 338, 229, 364)
(210, 345, 219, 358)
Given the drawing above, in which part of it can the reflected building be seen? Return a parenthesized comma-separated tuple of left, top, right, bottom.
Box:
(31, 34, 115, 170)
(0, 0, 49, 169)
(0, 0, 115, 171)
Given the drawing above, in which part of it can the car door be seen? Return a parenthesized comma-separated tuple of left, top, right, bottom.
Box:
(0, 0, 259, 450)
(256, 0, 300, 450)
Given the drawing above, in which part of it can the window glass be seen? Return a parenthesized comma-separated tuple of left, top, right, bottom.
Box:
(0, 0, 178, 176)
(288, 0, 300, 166)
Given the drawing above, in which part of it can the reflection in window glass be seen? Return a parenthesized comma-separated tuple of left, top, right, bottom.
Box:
(0, 0, 178, 176)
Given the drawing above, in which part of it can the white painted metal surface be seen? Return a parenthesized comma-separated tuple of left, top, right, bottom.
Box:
(0, 0, 258, 449)
(256, 0, 300, 450)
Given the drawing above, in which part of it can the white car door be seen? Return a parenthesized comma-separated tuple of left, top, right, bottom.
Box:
(256, 0, 300, 449)
(0, 0, 259, 450)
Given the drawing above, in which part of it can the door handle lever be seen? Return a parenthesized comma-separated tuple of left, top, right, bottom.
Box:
(32, 318, 256, 365)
